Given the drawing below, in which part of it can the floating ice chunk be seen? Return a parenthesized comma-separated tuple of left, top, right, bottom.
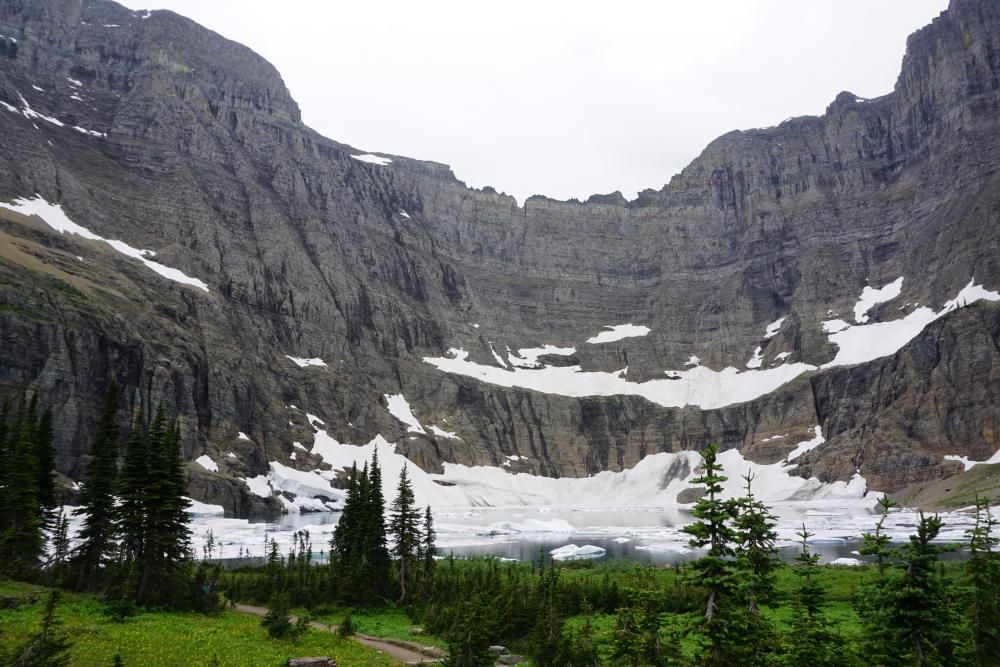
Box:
(285, 355, 327, 368)
(612, 537, 632, 544)
(195, 455, 218, 473)
(508, 345, 576, 368)
(550, 544, 605, 561)
(185, 497, 225, 515)
(746, 346, 764, 369)
(785, 426, 825, 462)
(385, 393, 426, 433)
(764, 317, 786, 339)
(0, 196, 210, 291)
(429, 425, 459, 440)
(944, 448, 1000, 472)
(854, 277, 903, 323)
(237, 431, 251, 441)
(586, 324, 651, 344)
(634, 543, 693, 554)
(829, 557, 863, 566)
(490, 519, 574, 533)
(822, 319, 851, 333)
(243, 474, 272, 497)
(351, 153, 392, 165)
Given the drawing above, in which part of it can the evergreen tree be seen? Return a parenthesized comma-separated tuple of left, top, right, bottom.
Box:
(361, 448, 391, 599)
(33, 407, 57, 527)
(116, 407, 148, 570)
(331, 462, 361, 595)
(680, 443, 740, 665)
(12, 590, 71, 666)
(1, 394, 43, 579)
(73, 383, 121, 591)
(732, 473, 778, 614)
(965, 496, 1000, 666)
(782, 525, 847, 667)
(137, 407, 191, 606)
(860, 494, 897, 576)
(421, 504, 436, 596)
(389, 464, 422, 603)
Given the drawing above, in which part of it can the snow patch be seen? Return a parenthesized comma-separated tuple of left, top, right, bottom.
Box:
(854, 277, 904, 323)
(784, 426, 825, 462)
(944, 448, 1000, 472)
(195, 455, 218, 473)
(385, 393, 425, 433)
(822, 319, 851, 334)
(237, 431, 251, 442)
(186, 498, 225, 516)
(429, 425, 459, 440)
(746, 346, 764, 369)
(0, 196, 209, 291)
(586, 324, 650, 344)
(351, 153, 392, 166)
(764, 317, 785, 339)
(285, 355, 327, 368)
(242, 474, 272, 498)
(508, 345, 576, 368)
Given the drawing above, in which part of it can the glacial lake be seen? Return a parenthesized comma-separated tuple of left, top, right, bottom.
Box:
(193, 504, 977, 566)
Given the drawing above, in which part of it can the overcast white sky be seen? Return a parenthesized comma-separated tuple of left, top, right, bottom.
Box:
(118, 0, 947, 202)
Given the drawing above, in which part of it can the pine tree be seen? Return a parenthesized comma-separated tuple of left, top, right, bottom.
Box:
(362, 448, 391, 599)
(680, 443, 739, 665)
(781, 525, 846, 667)
(421, 504, 436, 596)
(860, 494, 897, 576)
(331, 462, 361, 595)
(1, 394, 43, 579)
(389, 464, 422, 603)
(12, 590, 71, 666)
(73, 383, 121, 591)
(732, 472, 778, 614)
(965, 497, 1000, 667)
(33, 407, 57, 527)
(116, 407, 148, 570)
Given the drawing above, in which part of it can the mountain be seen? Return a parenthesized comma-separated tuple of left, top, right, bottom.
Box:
(1, 0, 998, 514)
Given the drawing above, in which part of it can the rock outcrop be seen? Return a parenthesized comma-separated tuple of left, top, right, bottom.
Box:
(0, 0, 998, 512)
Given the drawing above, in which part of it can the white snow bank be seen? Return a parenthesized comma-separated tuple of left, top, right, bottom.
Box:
(0, 195, 209, 292)
(195, 455, 218, 473)
(764, 317, 786, 339)
(785, 426, 825, 462)
(550, 544, 605, 561)
(586, 324, 650, 344)
(746, 346, 764, 369)
(285, 355, 327, 368)
(351, 153, 392, 166)
(385, 393, 425, 433)
(822, 319, 851, 333)
(429, 425, 459, 440)
(508, 345, 576, 368)
(944, 448, 1000, 472)
(268, 461, 344, 503)
(242, 474, 271, 498)
(424, 347, 815, 410)
(855, 277, 904, 323)
(185, 497, 225, 515)
(489, 342, 508, 368)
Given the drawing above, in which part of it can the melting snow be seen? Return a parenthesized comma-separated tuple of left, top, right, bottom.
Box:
(784, 426, 825, 462)
(489, 342, 508, 368)
(773, 351, 792, 363)
(822, 319, 851, 333)
(854, 277, 904, 323)
(746, 346, 764, 369)
(944, 448, 1000, 472)
(385, 393, 425, 434)
(0, 196, 210, 291)
(351, 153, 392, 166)
(764, 317, 786, 339)
(285, 355, 327, 368)
(17, 93, 63, 127)
(429, 425, 459, 440)
(195, 455, 218, 473)
(586, 324, 651, 344)
(242, 474, 271, 498)
(508, 345, 576, 368)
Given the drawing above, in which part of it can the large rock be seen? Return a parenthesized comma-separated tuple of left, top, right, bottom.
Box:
(0, 0, 998, 511)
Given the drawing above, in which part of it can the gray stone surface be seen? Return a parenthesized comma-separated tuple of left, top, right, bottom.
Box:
(0, 0, 998, 511)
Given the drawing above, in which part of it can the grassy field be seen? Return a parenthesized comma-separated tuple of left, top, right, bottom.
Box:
(0, 581, 395, 667)
(298, 605, 448, 650)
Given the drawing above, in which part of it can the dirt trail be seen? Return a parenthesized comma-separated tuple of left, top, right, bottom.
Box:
(232, 603, 445, 665)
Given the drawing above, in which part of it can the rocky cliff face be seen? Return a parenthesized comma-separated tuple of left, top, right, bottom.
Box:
(0, 0, 998, 513)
